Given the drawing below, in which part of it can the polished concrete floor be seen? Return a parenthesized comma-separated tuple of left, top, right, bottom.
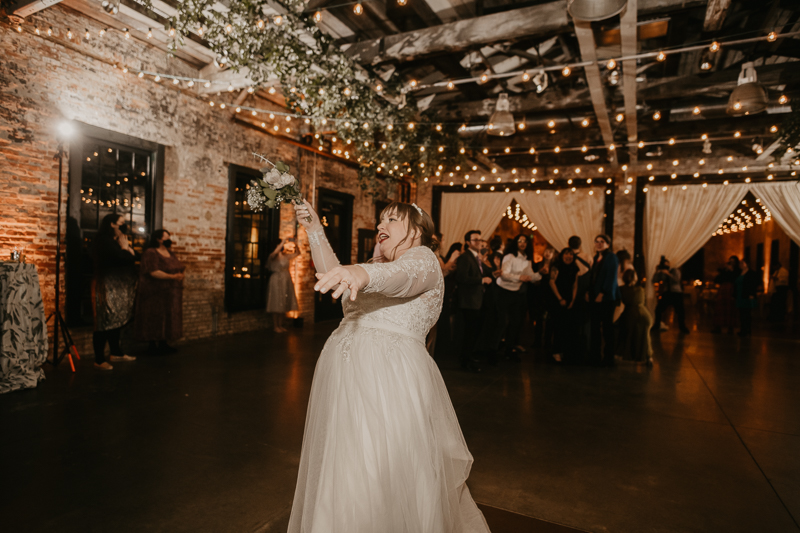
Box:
(1, 316, 799, 533)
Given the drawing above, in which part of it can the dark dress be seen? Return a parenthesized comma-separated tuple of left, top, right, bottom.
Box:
(619, 286, 653, 362)
(134, 248, 185, 342)
(713, 269, 739, 330)
(735, 270, 759, 336)
(550, 261, 579, 358)
(93, 234, 137, 331)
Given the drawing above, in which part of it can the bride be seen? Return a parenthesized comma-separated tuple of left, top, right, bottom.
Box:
(288, 199, 491, 533)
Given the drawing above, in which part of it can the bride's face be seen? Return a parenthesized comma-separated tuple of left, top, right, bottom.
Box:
(377, 209, 418, 261)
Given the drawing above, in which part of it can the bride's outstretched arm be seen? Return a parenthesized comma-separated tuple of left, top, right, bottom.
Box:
(359, 246, 441, 298)
(294, 200, 341, 274)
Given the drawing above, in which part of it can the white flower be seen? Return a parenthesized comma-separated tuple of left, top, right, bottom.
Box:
(264, 168, 284, 189)
(264, 168, 296, 189)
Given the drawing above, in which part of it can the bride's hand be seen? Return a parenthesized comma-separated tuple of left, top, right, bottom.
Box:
(314, 266, 369, 301)
(294, 199, 322, 230)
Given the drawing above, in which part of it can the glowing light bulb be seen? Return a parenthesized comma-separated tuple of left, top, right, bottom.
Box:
(353, 3, 363, 15)
(562, 66, 571, 77)
(313, 11, 322, 23)
(653, 111, 661, 121)
(656, 51, 666, 62)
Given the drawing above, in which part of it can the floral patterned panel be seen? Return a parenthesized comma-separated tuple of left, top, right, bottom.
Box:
(0, 263, 47, 393)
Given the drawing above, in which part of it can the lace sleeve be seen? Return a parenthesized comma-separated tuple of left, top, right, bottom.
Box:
(359, 246, 441, 298)
(306, 228, 341, 274)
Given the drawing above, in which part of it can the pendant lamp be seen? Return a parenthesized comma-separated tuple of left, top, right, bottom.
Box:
(727, 62, 768, 116)
(567, 0, 627, 21)
(487, 93, 516, 137)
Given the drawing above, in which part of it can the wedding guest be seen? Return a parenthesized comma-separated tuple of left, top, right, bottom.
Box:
(549, 247, 579, 363)
(92, 213, 138, 370)
(616, 249, 634, 287)
(569, 236, 592, 362)
(651, 257, 690, 334)
(530, 246, 556, 349)
(712, 256, 740, 334)
(474, 239, 501, 363)
(735, 260, 760, 337)
(434, 242, 463, 358)
(135, 229, 186, 355)
(267, 238, 300, 333)
(618, 269, 653, 365)
(536, 246, 557, 350)
(589, 234, 620, 367)
(769, 262, 789, 322)
(493, 234, 538, 362)
(455, 230, 493, 372)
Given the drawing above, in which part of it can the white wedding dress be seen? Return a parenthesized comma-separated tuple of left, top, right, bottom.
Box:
(287, 228, 491, 533)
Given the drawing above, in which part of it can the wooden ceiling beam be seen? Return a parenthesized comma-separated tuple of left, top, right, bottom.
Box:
(344, 0, 706, 66)
(573, 19, 616, 161)
(703, 0, 731, 32)
(621, 0, 639, 169)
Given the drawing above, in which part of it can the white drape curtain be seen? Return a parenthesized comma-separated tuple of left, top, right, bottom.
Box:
(512, 189, 605, 258)
(644, 183, 749, 312)
(439, 192, 514, 252)
(751, 181, 800, 246)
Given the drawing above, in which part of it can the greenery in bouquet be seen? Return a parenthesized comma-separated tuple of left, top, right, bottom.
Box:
(246, 154, 303, 212)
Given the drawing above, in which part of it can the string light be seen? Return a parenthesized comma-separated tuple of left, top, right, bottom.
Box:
(562, 66, 571, 77)
(656, 51, 667, 62)
(653, 111, 661, 121)
(353, 3, 363, 15)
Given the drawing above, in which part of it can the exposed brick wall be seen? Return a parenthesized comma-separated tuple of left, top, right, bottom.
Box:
(0, 6, 425, 350)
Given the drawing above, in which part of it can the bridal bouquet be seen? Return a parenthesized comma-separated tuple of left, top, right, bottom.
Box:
(246, 153, 310, 221)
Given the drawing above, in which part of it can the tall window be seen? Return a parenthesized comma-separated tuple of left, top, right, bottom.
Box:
(67, 126, 162, 326)
(225, 165, 279, 312)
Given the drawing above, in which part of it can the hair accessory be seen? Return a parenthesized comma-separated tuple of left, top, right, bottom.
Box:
(411, 203, 424, 216)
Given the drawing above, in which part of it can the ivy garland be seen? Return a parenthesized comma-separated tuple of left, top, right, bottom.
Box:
(158, 0, 470, 192)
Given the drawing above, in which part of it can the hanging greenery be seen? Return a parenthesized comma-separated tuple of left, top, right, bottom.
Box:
(157, 0, 469, 192)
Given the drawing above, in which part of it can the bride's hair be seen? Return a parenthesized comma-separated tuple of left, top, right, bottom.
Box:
(379, 202, 439, 258)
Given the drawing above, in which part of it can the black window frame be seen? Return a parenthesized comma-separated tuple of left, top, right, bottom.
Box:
(66, 123, 164, 327)
(224, 164, 280, 313)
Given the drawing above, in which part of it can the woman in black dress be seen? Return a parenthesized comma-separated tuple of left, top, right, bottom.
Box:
(549, 248, 579, 362)
(92, 213, 138, 370)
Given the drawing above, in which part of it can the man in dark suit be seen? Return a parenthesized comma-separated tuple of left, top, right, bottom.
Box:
(455, 230, 493, 372)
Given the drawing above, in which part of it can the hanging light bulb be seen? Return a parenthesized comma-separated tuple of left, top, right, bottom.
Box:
(606, 59, 616, 70)
(779, 94, 789, 105)
(710, 41, 720, 52)
(353, 3, 363, 15)
(567, 0, 627, 21)
(727, 62, 768, 115)
(533, 70, 548, 93)
(653, 110, 661, 121)
(656, 51, 667, 62)
(313, 11, 322, 23)
(273, 15, 283, 25)
(487, 93, 516, 137)
(693, 106, 701, 115)
(447, 81, 455, 90)
(398, 0, 407, 5)
(562, 66, 571, 77)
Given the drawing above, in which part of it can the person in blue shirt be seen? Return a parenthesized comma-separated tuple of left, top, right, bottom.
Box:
(589, 234, 620, 367)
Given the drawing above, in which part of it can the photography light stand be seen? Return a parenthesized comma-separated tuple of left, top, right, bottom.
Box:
(46, 127, 81, 372)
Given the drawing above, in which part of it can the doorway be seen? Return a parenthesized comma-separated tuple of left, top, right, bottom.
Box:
(66, 124, 163, 327)
(314, 188, 353, 322)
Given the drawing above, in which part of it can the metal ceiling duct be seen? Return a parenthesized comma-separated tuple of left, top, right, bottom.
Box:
(727, 62, 768, 116)
(567, 0, 628, 21)
(487, 93, 516, 137)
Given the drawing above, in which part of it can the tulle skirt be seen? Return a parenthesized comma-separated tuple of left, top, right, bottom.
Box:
(288, 320, 490, 533)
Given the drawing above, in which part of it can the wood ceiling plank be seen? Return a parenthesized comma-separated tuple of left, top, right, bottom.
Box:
(573, 19, 616, 158)
(621, 0, 639, 167)
(703, 0, 731, 32)
(345, 0, 705, 65)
